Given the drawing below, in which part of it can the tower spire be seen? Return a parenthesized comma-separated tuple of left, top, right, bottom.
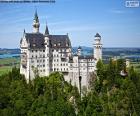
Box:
(33, 10, 40, 33)
(23, 29, 26, 37)
(34, 9, 39, 22)
(45, 21, 49, 35)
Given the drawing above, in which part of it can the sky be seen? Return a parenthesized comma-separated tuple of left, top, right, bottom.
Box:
(0, 0, 140, 48)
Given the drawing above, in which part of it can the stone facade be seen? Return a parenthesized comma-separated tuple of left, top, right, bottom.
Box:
(20, 11, 102, 89)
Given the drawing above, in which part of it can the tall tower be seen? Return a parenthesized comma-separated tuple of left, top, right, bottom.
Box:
(94, 33, 102, 61)
(33, 10, 40, 33)
(44, 23, 50, 76)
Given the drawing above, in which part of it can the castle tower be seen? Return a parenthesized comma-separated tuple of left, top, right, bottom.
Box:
(44, 23, 50, 76)
(77, 46, 82, 56)
(33, 10, 40, 33)
(94, 33, 102, 61)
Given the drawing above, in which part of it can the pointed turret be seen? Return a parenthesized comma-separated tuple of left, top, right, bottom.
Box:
(23, 29, 26, 37)
(45, 22, 49, 35)
(24, 29, 26, 34)
(33, 10, 40, 33)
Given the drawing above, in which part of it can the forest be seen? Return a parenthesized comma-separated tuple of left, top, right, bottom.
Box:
(0, 59, 140, 116)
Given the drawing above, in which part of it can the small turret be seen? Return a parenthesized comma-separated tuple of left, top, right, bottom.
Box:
(77, 46, 82, 56)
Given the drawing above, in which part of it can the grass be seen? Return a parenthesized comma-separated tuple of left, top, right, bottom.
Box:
(0, 57, 20, 76)
(0, 57, 20, 65)
(0, 66, 12, 76)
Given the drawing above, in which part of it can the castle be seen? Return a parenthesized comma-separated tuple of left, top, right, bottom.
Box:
(20, 11, 102, 89)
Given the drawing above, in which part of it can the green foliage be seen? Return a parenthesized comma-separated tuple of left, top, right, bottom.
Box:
(0, 70, 76, 116)
(79, 59, 140, 116)
(0, 60, 140, 116)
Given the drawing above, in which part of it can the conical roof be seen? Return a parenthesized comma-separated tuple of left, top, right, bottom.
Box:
(95, 33, 101, 37)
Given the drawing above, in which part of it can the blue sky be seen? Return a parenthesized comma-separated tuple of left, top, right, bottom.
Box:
(0, 0, 140, 48)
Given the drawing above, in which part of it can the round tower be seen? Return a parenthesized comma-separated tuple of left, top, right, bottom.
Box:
(33, 10, 40, 33)
(94, 33, 102, 61)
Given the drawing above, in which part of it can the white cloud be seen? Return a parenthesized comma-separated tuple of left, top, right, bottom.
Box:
(110, 10, 126, 14)
(109, 9, 133, 14)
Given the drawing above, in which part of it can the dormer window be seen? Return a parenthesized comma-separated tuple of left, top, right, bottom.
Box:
(33, 44, 36, 47)
(58, 42, 61, 46)
(66, 43, 68, 47)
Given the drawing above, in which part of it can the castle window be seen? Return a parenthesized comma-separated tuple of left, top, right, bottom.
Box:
(66, 43, 68, 47)
(43, 65, 45, 67)
(37, 60, 39, 63)
(58, 42, 61, 46)
(43, 69, 45, 72)
(43, 59, 45, 62)
(36, 50, 37, 52)
(43, 50, 45, 52)
(32, 50, 34, 52)
(36, 55, 37, 58)
(43, 55, 45, 58)
(32, 55, 33, 58)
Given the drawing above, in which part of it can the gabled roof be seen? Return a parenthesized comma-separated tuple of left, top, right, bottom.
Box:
(25, 33, 45, 49)
(21, 33, 71, 49)
(49, 35, 71, 48)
